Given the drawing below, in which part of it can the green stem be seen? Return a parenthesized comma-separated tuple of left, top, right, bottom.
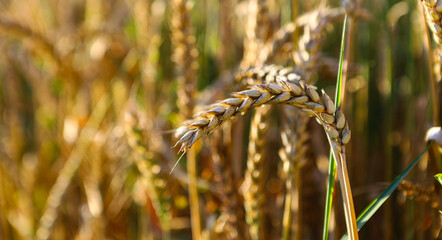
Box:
(322, 14, 348, 240)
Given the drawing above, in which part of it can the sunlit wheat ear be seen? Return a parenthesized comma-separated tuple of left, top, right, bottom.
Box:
(175, 73, 351, 154)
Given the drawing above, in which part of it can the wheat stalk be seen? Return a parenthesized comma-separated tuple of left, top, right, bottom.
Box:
(283, 8, 356, 238)
(239, 23, 326, 235)
(238, 1, 278, 238)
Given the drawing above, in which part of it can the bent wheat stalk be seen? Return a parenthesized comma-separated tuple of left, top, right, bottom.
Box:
(175, 75, 357, 238)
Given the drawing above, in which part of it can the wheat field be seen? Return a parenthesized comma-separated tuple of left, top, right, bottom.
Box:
(0, 0, 441, 239)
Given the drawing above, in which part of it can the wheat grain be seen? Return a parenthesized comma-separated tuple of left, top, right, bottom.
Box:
(422, 0, 442, 45)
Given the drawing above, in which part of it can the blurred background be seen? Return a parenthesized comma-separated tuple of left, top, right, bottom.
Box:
(0, 0, 440, 239)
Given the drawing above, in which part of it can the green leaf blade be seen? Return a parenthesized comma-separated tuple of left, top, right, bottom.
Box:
(341, 143, 432, 240)
(435, 173, 442, 185)
(322, 14, 348, 240)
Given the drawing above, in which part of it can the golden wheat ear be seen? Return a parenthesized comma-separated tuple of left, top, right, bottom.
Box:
(174, 69, 351, 153)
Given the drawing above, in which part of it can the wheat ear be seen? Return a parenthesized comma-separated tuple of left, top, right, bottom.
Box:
(124, 110, 172, 235)
(238, 2, 278, 238)
(170, 1, 202, 239)
(280, 106, 310, 239)
(175, 77, 351, 155)
(240, 106, 272, 240)
(209, 132, 239, 240)
(174, 77, 353, 237)
(399, 180, 439, 208)
(422, 0, 442, 46)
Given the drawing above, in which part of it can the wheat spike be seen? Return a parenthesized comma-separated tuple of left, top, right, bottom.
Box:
(293, 9, 332, 82)
(174, 70, 351, 154)
(399, 180, 439, 209)
(124, 110, 172, 233)
(422, 0, 442, 46)
(209, 132, 239, 240)
(241, 106, 272, 240)
(170, 2, 202, 239)
(279, 105, 310, 239)
(278, 11, 331, 237)
(239, 2, 278, 238)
